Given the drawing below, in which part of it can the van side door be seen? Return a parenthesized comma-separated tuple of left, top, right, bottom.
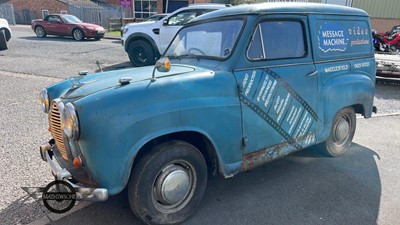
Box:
(234, 15, 320, 169)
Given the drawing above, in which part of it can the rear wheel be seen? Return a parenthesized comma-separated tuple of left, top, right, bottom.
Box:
(128, 40, 156, 67)
(35, 26, 47, 38)
(321, 107, 356, 157)
(72, 29, 84, 41)
(128, 141, 207, 225)
(0, 29, 7, 50)
(389, 44, 400, 54)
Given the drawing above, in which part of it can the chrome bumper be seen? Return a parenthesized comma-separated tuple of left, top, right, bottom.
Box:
(40, 140, 108, 202)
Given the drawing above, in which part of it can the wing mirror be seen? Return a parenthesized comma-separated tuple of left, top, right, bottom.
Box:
(151, 57, 171, 81)
(162, 19, 168, 26)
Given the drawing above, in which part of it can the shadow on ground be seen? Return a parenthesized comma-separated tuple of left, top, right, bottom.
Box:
(48, 143, 381, 225)
(0, 195, 48, 224)
(18, 36, 101, 42)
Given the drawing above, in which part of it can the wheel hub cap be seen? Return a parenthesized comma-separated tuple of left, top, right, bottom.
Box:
(334, 118, 350, 143)
(154, 165, 191, 206)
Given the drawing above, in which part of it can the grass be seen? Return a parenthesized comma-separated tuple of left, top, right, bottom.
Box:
(106, 30, 120, 35)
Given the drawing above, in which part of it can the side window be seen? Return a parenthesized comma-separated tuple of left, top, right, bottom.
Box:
(247, 21, 306, 60)
(197, 9, 214, 17)
(167, 10, 197, 26)
(48, 16, 60, 23)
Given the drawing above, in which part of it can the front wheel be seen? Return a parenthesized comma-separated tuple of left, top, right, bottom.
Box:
(72, 29, 84, 41)
(128, 40, 156, 67)
(321, 107, 356, 157)
(128, 141, 207, 225)
(35, 26, 47, 38)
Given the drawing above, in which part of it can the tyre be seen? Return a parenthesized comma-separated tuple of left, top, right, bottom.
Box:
(321, 107, 356, 157)
(389, 45, 400, 54)
(72, 29, 84, 41)
(0, 29, 7, 50)
(128, 40, 156, 67)
(35, 26, 47, 38)
(128, 141, 207, 225)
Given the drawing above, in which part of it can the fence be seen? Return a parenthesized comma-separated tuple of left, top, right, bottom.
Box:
(0, 3, 16, 25)
(68, 2, 124, 27)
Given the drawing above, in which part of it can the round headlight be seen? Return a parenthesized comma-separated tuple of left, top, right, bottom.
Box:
(62, 102, 80, 139)
(39, 88, 49, 113)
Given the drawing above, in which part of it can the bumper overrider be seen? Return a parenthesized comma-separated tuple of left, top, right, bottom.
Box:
(39, 140, 108, 202)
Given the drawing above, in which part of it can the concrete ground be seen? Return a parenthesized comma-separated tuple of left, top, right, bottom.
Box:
(32, 114, 400, 225)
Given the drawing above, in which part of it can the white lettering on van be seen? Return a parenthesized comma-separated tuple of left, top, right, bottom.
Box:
(294, 113, 312, 139)
(264, 80, 277, 109)
(277, 93, 291, 123)
(242, 73, 249, 89)
(351, 39, 370, 47)
(323, 38, 346, 46)
(244, 71, 256, 97)
(324, 64, 349, 73)
(354, 62, 370, 69)
(322, 30, 344, 38)
(257, 75, 269, 102)
(288, 107, 303, 135)
(303, 133, 316, 146)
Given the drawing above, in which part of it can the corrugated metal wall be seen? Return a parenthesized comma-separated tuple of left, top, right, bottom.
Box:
(353, 0, 400, 19)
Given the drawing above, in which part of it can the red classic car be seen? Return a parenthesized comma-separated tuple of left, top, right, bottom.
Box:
(31, 14, 105, 41)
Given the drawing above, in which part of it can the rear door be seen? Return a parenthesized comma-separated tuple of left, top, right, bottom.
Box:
(234, 15, 320, 162)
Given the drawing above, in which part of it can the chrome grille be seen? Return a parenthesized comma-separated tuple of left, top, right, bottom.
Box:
(49, 101, 68, 160)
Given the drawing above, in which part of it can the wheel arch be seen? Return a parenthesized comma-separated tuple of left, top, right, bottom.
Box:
(72, 26, 84, 34)
(119, 130, 221, 194)
(318, 73, 374, 142)
(125, 33, 160, 57)
(134, 131, 219, 174)
(34, 24, 44, 31)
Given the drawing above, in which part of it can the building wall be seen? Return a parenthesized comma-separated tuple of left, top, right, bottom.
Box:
(351, 0, 400, 33)
(353, 0, 400, 19)
(370, 18, 399, 33)
(6, 0, 67, 24)
(104, 0, 120, 5)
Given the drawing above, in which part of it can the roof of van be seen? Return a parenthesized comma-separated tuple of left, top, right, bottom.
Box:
(190, 3, 368, 23)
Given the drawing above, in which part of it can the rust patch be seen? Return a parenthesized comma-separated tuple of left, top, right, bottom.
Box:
(241, 142, 293, 171)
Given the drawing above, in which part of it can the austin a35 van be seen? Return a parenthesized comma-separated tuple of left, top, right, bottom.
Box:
(37, 3, 376, 224)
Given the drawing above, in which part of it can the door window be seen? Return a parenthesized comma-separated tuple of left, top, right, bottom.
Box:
(167, 10, 197, 26)
(247, 21, 306, 60)
(47, 15, 61, 23)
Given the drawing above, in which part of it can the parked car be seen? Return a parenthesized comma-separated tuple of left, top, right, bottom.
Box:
(0, 18, 12, 50)
(120, 14, 169, 37)
(37, 3, 376, 225)
(144, 13, 168, 22)
(121, 4, 229, 67)
(31, 14, 105, 41)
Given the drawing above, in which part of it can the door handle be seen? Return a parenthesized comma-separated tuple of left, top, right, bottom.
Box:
(307, 71, 318, 77)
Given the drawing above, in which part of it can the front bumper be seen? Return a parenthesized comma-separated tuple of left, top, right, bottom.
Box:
(39, 140, 108, 202)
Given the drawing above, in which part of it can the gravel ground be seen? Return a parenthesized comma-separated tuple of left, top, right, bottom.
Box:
(0, 25, 399, 225)
(0, 72, 61, 224)
(375, 83, 400, 115)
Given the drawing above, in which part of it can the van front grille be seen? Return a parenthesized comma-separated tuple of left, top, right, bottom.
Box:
(49, 101, 68, 160)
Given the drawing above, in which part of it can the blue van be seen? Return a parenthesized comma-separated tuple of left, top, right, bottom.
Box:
(37, 3, 376, 224)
